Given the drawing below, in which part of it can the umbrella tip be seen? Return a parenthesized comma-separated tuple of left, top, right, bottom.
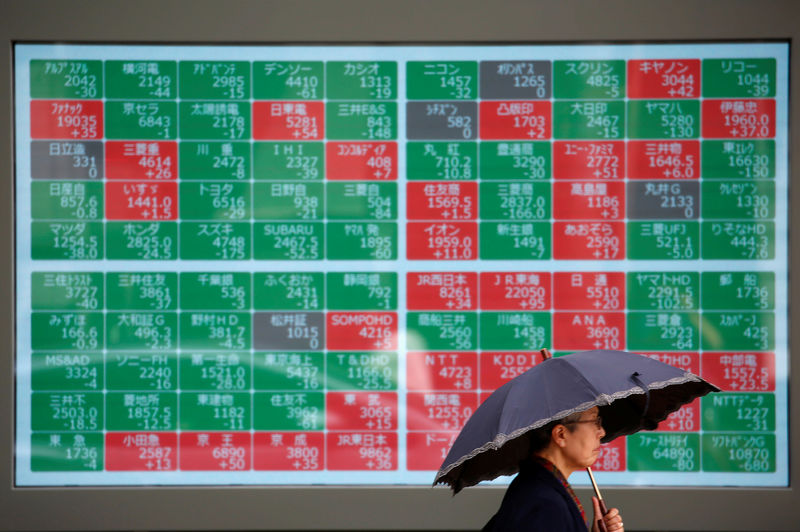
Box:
(539, 348, 553, 361)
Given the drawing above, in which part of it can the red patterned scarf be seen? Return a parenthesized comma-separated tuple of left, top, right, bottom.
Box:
(532, 456, 587, 526)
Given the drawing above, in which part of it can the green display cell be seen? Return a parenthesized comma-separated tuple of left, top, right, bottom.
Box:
(180, 272, 251, 310)
(702, 433, 776, 473)
(105, 60, 177, 99)
(253, 352, 324, 391)
(479, 312, 550, 351)
(253, 222, 323, 260)
(626, 272, 699, 311)
(553, 101, 625, 139)
(180, 352, 252, 391)
(326, 272, 397, 310)
(106, 312, 176, 350)
(31, 392, 103, 432)
(104, 101, 177, 140)
(701, 140, 775, 179)
(31, 221, 103, 260)
(702, 393, 775, 432)
(106, 222, 176, 260)
(31, 352, 103, 391)
(627, 433, 700, 472)
(179, 312, 251, 350)
(479, 222, 551, 259)
(254, 272, 324, 310)
(406, 142, 477, 181)
(253, 142, 324, 180)
(326, 102, 397, 140)
(253, 61, 324, 99)
(32, 272, 103, 311)
(178, 61, 250, 99)
(406, 312, 477, 351)
(106, 352, 177, 391)
(178, 101, 250, 140)
(179, 141, 250, 180)
(627, 100, 700, 139)
(701, 221, 774, 260)
(106, 272, 177, 311)
(326, 61, 397, 100)
(701, 311, 774, 351)
(326, 222, 397, 260)
(479, 142, 551, 180)
(253, 391, 325, 431)
(106, 392, 177, 431)
(31, 312, 103, 351)
(326, 352, 398, 391)
(702, 59, 776, 98)
(701, 180, 775, 220)
(700, 272, 774, 311)
(31, 181, 103, 221)
(31, 432, 103, 471)
(30, 60, 102, 99)
(480, 182, 551, 220)
(180, 222, 250, 260)
(406, 61, 477, 100)
(180, 392, 251, 430)
(553, 60, 625, 99)
(626, 312, 699, 351)
(252, 182, 324, 220)
(627, 222, 699, 260)
(326, 182, 397, 220)
(180, 182, 251, 221)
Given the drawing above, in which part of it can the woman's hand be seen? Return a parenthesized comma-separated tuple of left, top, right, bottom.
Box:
(591, 496, 624, 532)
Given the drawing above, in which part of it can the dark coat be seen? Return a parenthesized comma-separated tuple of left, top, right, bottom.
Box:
(482, 459, 589, 531)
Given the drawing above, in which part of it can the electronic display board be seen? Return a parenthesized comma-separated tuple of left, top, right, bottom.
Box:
(13, 42, 789, 490)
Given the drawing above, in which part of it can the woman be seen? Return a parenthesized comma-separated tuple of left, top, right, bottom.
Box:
(483, 406, 624, 531)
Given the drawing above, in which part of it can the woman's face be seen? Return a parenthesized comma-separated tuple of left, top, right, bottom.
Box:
(561, 407, 606, 472)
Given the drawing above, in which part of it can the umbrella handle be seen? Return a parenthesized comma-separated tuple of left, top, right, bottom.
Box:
(586, 467, 609, 532)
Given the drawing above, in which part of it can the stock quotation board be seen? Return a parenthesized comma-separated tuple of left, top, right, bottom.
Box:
(13, 43, 788, 487)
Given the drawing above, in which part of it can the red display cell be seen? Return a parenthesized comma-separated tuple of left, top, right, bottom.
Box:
(552, 222, 624, 260)
(702, 352, 775, 392)
(406, 392, 479, 431)
(326, 312, 397, 351)
(627, 140, 699, 180)
(30, 100, 103, 139)
(105, 181, 178, 220)
(553, 312, 625, 351)
(406, 351, 478, 391)
(641, 351, 700, 374)
(407, 222, 477, 260)
(406, 272, 477, 310)
(627, 59, 701, 99)
(326, 431, 397, 470)
(553, 272, 625, 311)
(657, 399, 701, 432)
(106, 141, 177, 180)
(479, 101, 551, 140)
(553, 141, 624, 180)
(179, 432, 251, 471)
(552, 181, 625, 220)
(252, 101, 324, 140)
(479, 351, 539, 392)
(326, 142, 397, 180)
(105, 432, 177, 471)
(479, 272, 551, 311)
(253, 432, 324, 471)
(702, 99, 775, 139)
(406, 182, 477, 220)
(591, 439, 626, 472)
(406, 431, 458, 471)
(326, 392, 398, 431)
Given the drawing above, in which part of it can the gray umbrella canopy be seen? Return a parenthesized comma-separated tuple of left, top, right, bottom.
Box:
(434, 349, 719, 493)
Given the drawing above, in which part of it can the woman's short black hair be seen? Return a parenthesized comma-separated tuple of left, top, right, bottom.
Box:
(526, 411, 584, 454)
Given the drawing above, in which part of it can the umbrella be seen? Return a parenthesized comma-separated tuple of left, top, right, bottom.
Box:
(434, 349, 720, 494)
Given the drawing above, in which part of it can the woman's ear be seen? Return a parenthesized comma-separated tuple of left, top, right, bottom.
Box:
(552, 424, 567, 447)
